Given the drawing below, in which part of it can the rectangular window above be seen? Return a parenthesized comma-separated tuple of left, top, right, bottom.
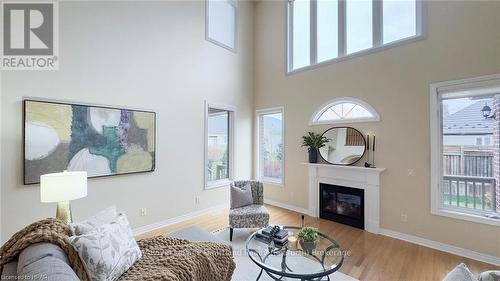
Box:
(430, 75, 500, 226)
(206, 0, 237, 52)
(257, 107, 284, 185)
(287, 0, 424, 73)
(346, 0, 373, 54)
(205, 102, 235, 189)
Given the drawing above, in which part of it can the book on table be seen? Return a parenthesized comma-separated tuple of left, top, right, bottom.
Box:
(256, 226, 289, 246)
(261, 226, 288, 239)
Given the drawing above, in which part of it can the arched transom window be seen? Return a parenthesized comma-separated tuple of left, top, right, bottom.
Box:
(310, 97, 380, 125)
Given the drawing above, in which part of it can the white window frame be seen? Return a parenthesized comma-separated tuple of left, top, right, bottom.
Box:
(204, 101, 236, 189)
(256, 107, 285, 186)
(205, 0, 238, 52)
(286, 0, 425, 74)
(310, 97, 380, 125)
(430, 74, 500, 227)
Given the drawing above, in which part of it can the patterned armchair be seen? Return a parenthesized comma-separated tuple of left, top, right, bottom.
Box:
(229, 181, 269, 241)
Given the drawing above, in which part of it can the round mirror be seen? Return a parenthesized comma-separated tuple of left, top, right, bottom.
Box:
(319, 127, 366, 165)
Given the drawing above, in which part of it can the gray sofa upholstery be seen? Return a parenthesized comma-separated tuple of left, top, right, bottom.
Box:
(0, 261, 17, 279)
(1, 242, 79, 281)
(1, 226, 222, 280)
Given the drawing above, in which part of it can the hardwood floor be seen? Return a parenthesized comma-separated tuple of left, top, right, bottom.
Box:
(137, 205, 499, 281)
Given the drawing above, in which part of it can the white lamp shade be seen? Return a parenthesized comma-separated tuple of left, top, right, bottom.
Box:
(40, 171, 88, 203)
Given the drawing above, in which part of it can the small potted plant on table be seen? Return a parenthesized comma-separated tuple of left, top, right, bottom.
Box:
(302, 132, 330, 163)
(298, 227, 319, 254)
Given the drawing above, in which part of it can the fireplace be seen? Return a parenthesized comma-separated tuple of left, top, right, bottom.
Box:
(320, 183, 365, 229)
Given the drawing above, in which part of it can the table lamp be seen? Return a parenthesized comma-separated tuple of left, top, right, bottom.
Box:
(40, 171, 87, 224)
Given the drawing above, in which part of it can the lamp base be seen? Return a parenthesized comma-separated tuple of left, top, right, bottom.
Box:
(56, 201, 72, 224)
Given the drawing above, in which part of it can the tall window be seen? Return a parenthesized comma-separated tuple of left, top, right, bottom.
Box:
(206, 0, 237, 51)
(257, 108, 284, 184)
(287, 0, 423, 72)
(205, 103, 235, 188)
(431, 75, 500, 226)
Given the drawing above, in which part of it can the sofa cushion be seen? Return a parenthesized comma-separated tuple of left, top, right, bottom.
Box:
(19, 256, 79, 281)
(1, 261, 18, 279)
(231, 184, 253, 209)
(442, 263, 477, 281)
(69, 214, 141, 281)
(70, 205, 119, 235)
(17, 243, 70, 273)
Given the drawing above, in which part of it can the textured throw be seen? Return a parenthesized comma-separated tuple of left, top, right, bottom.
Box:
(1, 219, 235, 281)
(0, 218, 90, 281)
(120, 236, 235, 281)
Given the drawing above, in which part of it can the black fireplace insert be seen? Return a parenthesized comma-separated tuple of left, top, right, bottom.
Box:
(320, 183, 364, 229)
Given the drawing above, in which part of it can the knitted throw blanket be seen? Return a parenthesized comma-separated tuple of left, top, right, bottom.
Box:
(1, 219, 235, 281)
(120, 236, 235, 281)
(0, 218, 89, 281)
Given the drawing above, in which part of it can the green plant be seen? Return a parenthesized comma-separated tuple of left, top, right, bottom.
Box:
(301, 132, 330, 151)
(297, 227, 319, 243)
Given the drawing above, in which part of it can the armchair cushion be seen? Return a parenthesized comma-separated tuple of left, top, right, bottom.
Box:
(230, 184, 254, 209)
(229, 204, 269, 229)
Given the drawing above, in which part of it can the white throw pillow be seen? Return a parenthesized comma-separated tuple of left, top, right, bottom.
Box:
(442, 263, 478, 281)
(70, 206, 119, 235)
(68, 214, 142, 281)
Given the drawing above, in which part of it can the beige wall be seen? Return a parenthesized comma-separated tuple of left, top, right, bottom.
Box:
(0, 1, 254, 241)
(254, 0, 500, 257)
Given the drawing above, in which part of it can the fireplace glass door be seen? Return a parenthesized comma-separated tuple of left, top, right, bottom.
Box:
(320, 183, 365, 229)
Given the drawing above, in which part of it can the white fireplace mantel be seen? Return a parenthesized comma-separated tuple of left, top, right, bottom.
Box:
(303, 163, 386, 234)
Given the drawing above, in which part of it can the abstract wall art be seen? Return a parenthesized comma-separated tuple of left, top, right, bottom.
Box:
(24, 100, 156, 184)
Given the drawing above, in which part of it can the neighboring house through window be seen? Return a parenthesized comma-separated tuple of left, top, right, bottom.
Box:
(205, 102, 235, 189)
(430, 75, 500, 226)
(257, 107, 284, 185)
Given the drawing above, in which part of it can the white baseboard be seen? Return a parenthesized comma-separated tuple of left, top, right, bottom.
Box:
(380, 228, 500, 266)
(264, 199, 314, 216)
(133, 203, 228, 237)
(131, 201, 499, 267)
(263, 199, 500, 266)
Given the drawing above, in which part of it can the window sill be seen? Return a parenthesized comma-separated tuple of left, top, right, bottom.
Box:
(205, 179, 231, 190)
(431, 208, 500, 227)
(261, 177, 284, 187)
(287, 34, 425, 75)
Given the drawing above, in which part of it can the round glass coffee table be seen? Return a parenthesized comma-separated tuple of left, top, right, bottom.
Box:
(246, 226, 344, 281)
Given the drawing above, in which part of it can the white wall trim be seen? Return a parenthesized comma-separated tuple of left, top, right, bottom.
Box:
(133, 203, 229, 237)
(380, 228, 500, 266)
(264, 198, 500, 266)
(264, 199, 314, 217)
(131, 200, 500, 266)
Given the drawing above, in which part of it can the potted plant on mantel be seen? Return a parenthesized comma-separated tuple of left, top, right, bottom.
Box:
(301, 132, 330, 163)
(297, 227, 319, 254)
